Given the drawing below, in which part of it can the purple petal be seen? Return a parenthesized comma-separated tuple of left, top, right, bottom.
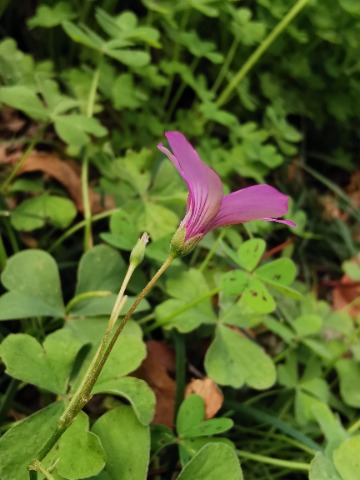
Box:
(208, 185, 293, 229)
(158, 131, 223, 238)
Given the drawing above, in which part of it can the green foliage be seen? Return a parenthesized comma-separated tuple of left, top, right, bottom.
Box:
(0, 0, 359, 479)
(92, 405, 150, 480)
(177, 443, 243, 480)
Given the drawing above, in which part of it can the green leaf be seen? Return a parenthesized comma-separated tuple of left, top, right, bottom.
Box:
(69, 244, 139, 317)
(155, 269, 217, 332)
(54, 114, 107, 147)
(0, 402, 64, 480)
(183, 418, 234, 439)
(292, 314, 323, 337)
(55, 412, 106, 479)
(92, 405, 150, 480)
(96, 335, 146, 383)
(256, 258, 297, 285)
(75, 245, 127, 295)
(336, 359, 360, 408)
(205, 324, 276, 389)
(93, 376, 155, 425)
(237, 239, 266, 271)
(0, 85, 48, 120)
(0, 329, 84, 393)
(0, 250, 64, 320)
(11, 195, 77, 231)
(239, 278, 276, 314)
(220, 270, 249, 296)
(177, 395, 205, 436)
(311, 403, 347, 445)
(114, 148, 151, 195)
(342, 260, 360, 281)
(112, 73, 148, 110)
(106, 48, 150, 67)
(62, 21, 103, 50)
(105, 210, 143, 251)
(28, 2, 76, 28)
(333, 436, 360, 480)
(309, 452, 342, 480)
(339, 0, 360, 14)
(177, 443, 243, 480)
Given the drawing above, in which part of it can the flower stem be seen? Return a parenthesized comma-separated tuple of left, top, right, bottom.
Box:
(211, 37, 239, 94)
(28, 255, 174, 476)
(199, 230, 226, 272)
(65, 291, 112, 313)
(48, 208, 120, 253)
(215, 0, 309, 108)
(236, 450, 309, 471)
(82, 63, 101, 252)
(162, 8, 191, 109)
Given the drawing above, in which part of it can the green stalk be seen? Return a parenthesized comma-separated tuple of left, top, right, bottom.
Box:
(65, 291, 112, 313)
(0, 233, 7, 270)
(211, 37, 239, 94)
(199, 230, 226, 272)
(236, 450, 309, 471)
(28, 255, 174, 475)
(166, 57, 200, 122)
(216, 0, 309, 108)
(48, 208, 120, 253)
(145, 286, 220, 333)
(162, 8, 191, 109)
(82, 64, 101, 252)
(173, 331, 186, 421)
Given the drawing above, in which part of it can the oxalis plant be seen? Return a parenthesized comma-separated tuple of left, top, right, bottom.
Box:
(21, 132, 294, 479)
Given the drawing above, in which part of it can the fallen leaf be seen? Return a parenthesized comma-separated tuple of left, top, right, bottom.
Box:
(185, 377, 223, 419)
(18, 151, 86, 212)
(133, 341, 175, 428)
(0, 107, 26, 134)
(333, 275, 360, 319)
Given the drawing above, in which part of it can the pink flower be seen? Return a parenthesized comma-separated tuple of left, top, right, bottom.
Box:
(158, 131, 296, 256)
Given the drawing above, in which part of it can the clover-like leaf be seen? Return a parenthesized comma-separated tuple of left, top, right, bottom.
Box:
(205, 324, 276, 389)
(0, 250, 65, 320)
(92, 405, 150, 480)
(0, 329, 84, 394)
(177, 443, 243, 480)
(237, 239, 266, 271)
(93, 376, 155, 426)
(155, 269, 217, 332)
(0, 402, 64, 480)
(11, 195, 77, 231)
(55, 412, 106, 479)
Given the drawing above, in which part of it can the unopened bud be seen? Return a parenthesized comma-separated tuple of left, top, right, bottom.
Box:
(130, 232, 150, 267)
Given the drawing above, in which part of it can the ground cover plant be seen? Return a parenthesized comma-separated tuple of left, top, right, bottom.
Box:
(0, 0, 359, 479)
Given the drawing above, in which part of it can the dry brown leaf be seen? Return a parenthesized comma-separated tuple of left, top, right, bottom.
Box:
(333, 274, 360, 319)
(133, 341, 176, 428)
(185, 377, 223, 419)
(18, 151, 87, 212)
(0, 107, 26, 134)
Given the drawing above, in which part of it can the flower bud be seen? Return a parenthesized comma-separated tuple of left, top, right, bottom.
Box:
(130, 232, 150, 267)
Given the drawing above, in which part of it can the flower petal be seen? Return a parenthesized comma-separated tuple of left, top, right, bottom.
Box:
(158, 131, 223, 238)
(208, 185, 293, 229)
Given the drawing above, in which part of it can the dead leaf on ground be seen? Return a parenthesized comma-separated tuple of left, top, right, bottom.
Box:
(133, 340, 176, 428)
(333, 274, 360, 319)
(18, 151, 90, 212)
(185, 377, 223, 419)
(0, 107, 26, 134)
